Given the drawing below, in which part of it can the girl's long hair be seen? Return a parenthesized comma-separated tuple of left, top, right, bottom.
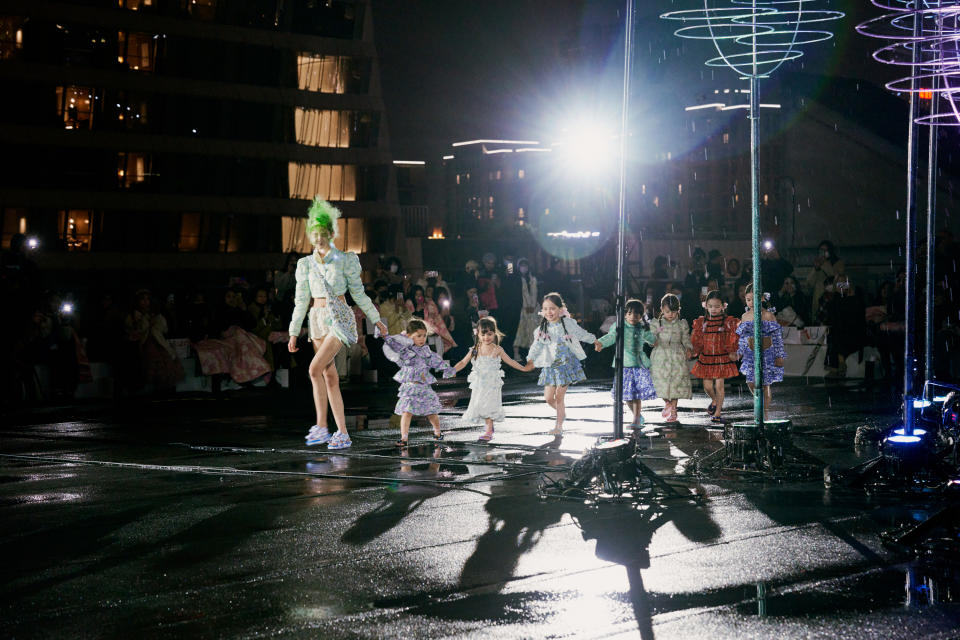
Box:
(744, 284, 770, 309)
(472, 316, 506, 358)
(537, 292, 568, 337)
(517, 257, 531, 284)
(659, 293, 681, 318)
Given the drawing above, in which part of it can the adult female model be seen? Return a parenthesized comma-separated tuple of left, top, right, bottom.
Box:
(288, 198, 387, 449)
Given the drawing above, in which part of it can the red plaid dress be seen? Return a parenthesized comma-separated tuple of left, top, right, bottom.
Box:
(691, 315, 740, 379)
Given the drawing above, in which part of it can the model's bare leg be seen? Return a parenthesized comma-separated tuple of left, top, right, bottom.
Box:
(312, 335, 347, 434)
(308, 339, 329, 427)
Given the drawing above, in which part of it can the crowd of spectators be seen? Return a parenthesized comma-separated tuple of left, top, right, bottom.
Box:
(3, 230, 959, 406)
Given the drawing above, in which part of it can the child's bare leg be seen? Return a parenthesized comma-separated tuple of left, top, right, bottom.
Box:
(703, 378, 717, 406)
(713, 380, 725, 416)
(427, 413, 442, 437)
(544, 385, 557, 409)
(400, 412, 413, 442)
(553, 385, 568, 431)
(483, 418, 494, 437)
(629, 400, 642, 424)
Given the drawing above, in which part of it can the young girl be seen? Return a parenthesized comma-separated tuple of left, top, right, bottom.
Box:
(453, 317, 529, 441)
(382, 319, 456, 447)
(526, 292, 600, 435)
(595, 299, 658, 430)
(737, 285, 786, 417)
(649, 293, 694, 424)
(691, 290, 741, 423)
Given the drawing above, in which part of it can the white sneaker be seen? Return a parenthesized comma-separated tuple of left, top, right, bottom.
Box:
(327, 432, 352, 450)
(306, 428, 332, 446)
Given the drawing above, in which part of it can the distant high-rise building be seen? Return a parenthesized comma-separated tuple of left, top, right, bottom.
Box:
(0, 0, 399, 274)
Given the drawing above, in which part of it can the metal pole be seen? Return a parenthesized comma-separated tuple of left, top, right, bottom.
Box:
(924, 61, 939, 384)
(750, 1, 764, 427)
(613, 0, 635, 440)
(750, 73, 764, 427)
(903, 6, 922, 432)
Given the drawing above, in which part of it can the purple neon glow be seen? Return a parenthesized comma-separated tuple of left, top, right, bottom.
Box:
(857, 2, 960, 126)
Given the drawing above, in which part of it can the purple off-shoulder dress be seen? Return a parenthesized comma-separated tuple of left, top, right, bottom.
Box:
(736, 320, 786, 384)
(383, 335, 455, 416)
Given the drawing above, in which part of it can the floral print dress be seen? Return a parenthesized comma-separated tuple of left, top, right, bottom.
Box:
(649, 316, 693, 399)
(383, 334, 455, 416)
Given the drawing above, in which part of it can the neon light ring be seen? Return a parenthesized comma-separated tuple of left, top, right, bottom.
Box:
(661, 1, 844, 78)
(858, 1, 960, 126)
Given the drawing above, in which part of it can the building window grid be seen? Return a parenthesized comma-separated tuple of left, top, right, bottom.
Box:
(288, 163, 357, 201)
(297, 54, 353, 93)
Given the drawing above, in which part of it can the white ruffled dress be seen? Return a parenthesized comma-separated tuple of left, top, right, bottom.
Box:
(461, 355, 506, 424)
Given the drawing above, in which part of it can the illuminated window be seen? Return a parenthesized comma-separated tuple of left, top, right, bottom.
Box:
(297, 54, 361, 93)
(487, 208, 494, 219)
(58, 210, 94, 251)
(179, 213, 201, 251)
(56, 86, 97, 130)
(115, 92, 149, 128)
(117, 152, 151, 187)
(118, 0, 154, 9)
(288, 163, 357, 200)
(722, 132, 730, 144)
(488, 196, 494, 204)
(295, 109, 351, 147)
(763, 193, 769, 206)
(518, 169, 525, 179)
(455, 174, 460, 185)
(495, 170, 501, 180)
(282, 216, 366, 253)
(1, 207, 28, 249)
(184, 0, 217, 20)
(653, 196, 659, 207)
(0, 16, 25, 60)
(678, 183, 683, 195)
(118, 31, 157, 71)
(517, 207, 525, 219)
(641, 184, 646, 195)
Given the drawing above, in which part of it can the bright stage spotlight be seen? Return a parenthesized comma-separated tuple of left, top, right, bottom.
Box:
(551, 119, 618, 178)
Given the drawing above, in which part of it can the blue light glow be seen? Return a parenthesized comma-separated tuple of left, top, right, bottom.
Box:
(893, 428, 927, 436)
(912, 399, 933, 409)
(887, 435, 923, 444)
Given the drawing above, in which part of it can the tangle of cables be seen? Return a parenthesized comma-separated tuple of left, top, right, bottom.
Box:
(858, 1, 960, 126)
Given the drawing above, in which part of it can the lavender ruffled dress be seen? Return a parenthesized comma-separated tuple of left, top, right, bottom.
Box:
(736, 320, 786, 384)
(383, 334, 455, 416)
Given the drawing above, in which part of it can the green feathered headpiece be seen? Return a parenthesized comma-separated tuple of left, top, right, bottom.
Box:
(304, 197, 340, 240)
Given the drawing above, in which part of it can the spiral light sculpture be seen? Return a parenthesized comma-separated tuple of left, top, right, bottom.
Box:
(858, 2, 960, 428)
(661, 1, 842, 427)
(858, 1, 960, 126)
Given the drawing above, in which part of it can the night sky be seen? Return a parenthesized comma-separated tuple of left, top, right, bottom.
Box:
(371, 1, 884, 161)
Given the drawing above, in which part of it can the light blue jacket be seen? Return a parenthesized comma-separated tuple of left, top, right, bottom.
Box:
(527, 317, 597, 367)
(288, 249, 380, 336)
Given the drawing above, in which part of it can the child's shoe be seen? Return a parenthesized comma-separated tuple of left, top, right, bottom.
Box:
(667, 406, 679, 424)
(306, 427, 332, 446)
(328, 432, 352, 450)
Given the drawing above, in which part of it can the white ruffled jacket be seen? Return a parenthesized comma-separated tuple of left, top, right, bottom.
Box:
(526, 317, 597, 367)
(288, 248, 381, 336)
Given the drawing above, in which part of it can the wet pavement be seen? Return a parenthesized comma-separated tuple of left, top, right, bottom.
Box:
(3, 373, 960, 639)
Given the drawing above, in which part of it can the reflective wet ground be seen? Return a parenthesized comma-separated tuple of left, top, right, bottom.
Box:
(3, 375, 960, 639)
